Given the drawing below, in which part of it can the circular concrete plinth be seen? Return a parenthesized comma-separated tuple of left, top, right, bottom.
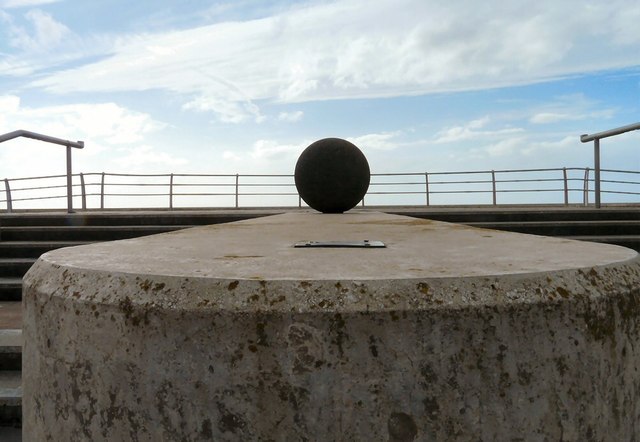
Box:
(23, 212, 640, 440)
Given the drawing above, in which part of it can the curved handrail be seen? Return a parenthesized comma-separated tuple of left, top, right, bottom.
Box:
(581, 122, 640, 208)
(0, 129, 84, 149)
(0, 130, 84, 212)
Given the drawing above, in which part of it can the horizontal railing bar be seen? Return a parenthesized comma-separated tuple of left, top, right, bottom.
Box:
(372, 167, 573, 176)
(600, 169, 640, 175)
(100, 183, 177, 187)
(231, 174, 294, 178)
(369, 182, 425, 186)
(7, 195, 67, 202)
(234, 193, 300, 196)
(155, 192, 300, 197)
(237, 183, 295, 187)
(5, 184, 69, 192)
(428, 180, 493, 185)
(371, 190, 490, 195)
(601, 179, 640, 185)
(172, 183, 251, 187)
(495, 178, 562, 184)
(366, 191, 435, 195)
(170, 193, 235, 197)
(104, 193, 172, 197)
(494, 189, 566, 194)
(600, 190, 640, 195)
(97, 173, 178, 178)
(1, 174, 67, 182)
(169, 174, 239, 178)
(9, 182, 90, 191)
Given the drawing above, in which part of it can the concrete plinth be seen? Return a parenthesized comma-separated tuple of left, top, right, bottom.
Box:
(23, 212, 640, 441)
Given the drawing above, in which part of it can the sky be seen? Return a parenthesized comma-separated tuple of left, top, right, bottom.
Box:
(0, 0, 639, 208)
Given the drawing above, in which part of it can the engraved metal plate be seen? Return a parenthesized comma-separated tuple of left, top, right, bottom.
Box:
(294, 240, 385, 248)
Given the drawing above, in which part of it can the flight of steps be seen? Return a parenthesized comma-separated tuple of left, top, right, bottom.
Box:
(0, 206, 638, 434)
(395, 206, 640, 252)
(0, 209, 278, 435)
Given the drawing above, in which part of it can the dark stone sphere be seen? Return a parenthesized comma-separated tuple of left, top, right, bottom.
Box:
(295, 138, 370, 213)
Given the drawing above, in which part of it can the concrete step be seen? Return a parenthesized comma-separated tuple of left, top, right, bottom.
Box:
(465, 220, 640, 237)
(0, 241, 93, 258)
(0, 328, 21, 371)
(0, 280, 22, 302)
(0, 225, 191, 241)
(0, 371, 21, 427)
(564, 235, 640, 251)
(0, 425, 21, 441)
(0, 303, 21, 330)
(1, 207, 637, 227)
(0, 304, 22, 430)
(394, 207, 640, 223)
(0, 210, 273, 227)
(0, 260, 34, 279)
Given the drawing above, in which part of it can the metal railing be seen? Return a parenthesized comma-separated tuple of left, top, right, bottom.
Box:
(2, 167, 638, 211)
(0, 130, 85, 213)
(581, 122, 640, 208)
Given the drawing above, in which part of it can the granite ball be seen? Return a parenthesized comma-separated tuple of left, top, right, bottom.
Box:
(295, 138, 370, 213)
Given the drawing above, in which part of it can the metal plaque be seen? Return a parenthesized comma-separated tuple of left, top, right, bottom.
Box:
(294, 240, 385, 248)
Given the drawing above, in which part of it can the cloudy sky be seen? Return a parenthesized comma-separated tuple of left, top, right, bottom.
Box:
(0, 0, 639, 206)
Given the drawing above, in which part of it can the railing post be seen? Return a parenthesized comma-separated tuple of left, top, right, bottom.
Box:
(235, 174, 239, 208)
(562, 167, 568, 206)
(425, 172, 430, 206)
(594, 139, 601, 208)
(0, 130, 84, 212)
(583, 168, 590, 206)
(3, 178, 12, 213)
(66, 145, 74, 213)
(80, 173, 87, 210)
(491, 170, 497, 205)
(580, 122, 640, 208)
(100, 172, 105, 209)
(169, 173, 174, 210)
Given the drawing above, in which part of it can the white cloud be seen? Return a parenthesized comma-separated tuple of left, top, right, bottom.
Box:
(0, 8, 115, 77)
(26, 0, 640, 123)
(0, 94, 171, 178)
(0, 97, 164, 145)
(348, 131, 403, 150)
(484, 137, 528, 158)
(250, 139, 304, 161)
(0, 94, 20, 113)
(0, 0, 59, 8)
(222, 150, 242, 162)
(2, 9, 70, 52)
(183, 96, 260, 124)
(434, 117, 523, 143)
(112, 145, 188, 172)
(528, 94, 617, 124)
(277, 110, 303, 122)
(529, 112, 576, 124)
(215, 138, 309, 175)
(467, 134, 580, 163)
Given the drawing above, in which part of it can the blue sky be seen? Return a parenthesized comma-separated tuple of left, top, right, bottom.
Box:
(0, 0, 639, 204)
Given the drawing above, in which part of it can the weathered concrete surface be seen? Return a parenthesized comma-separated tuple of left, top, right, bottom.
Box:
(23, 211, 640, 441)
